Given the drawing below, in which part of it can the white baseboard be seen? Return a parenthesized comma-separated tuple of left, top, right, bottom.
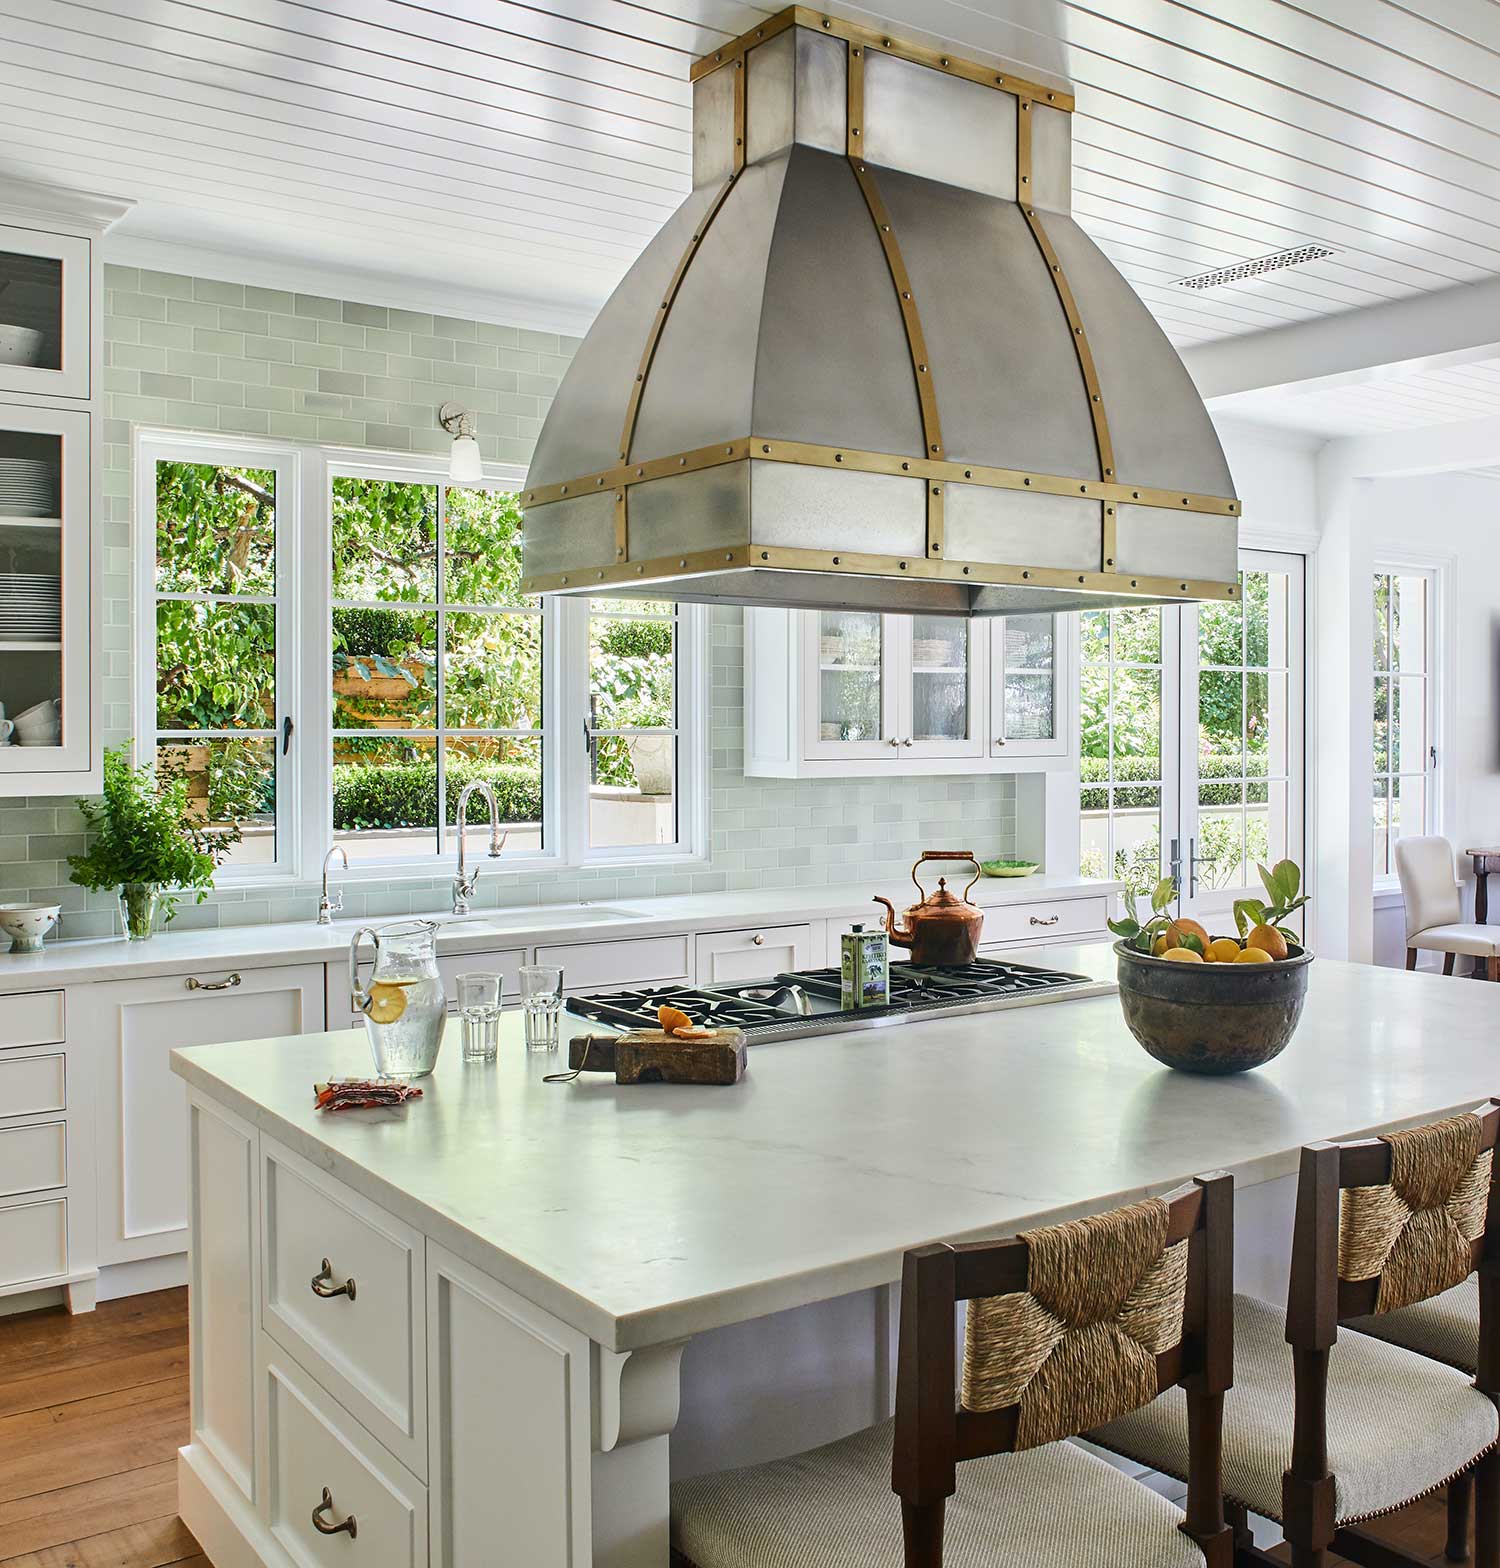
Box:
(99, 1253, 188, 1300)
(179, 1445, 288, 1568)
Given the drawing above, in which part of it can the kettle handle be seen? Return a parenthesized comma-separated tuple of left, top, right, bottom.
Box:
(348, 926, 380, 1014)
(912, 850, 981, 903)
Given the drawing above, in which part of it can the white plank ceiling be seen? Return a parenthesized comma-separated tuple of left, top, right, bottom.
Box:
(5, 0, 1500, 356)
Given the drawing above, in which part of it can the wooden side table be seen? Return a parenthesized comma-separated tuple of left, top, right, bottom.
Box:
(1466, 848, 1500, 925)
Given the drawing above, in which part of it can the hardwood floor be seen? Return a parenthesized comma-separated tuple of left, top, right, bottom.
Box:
(0, 1288, 203, 1568)
(0, 1286, 1466, 1567)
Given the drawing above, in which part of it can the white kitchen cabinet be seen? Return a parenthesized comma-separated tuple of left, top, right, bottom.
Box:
(82, 963, 325, 1267)
(745, 607, 1071, 777)
(0, 223, 91, 400)
(0, 400, 93, 788)
(990, 613, 1069, 759)
(695, 923, 822, 984)
(536, 933, 691, 992)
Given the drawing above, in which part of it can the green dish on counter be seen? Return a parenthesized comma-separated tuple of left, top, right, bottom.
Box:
(979, 859, 1039, 878)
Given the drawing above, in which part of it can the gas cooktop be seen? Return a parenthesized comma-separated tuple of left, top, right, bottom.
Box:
(565, 957, 1109, 1044)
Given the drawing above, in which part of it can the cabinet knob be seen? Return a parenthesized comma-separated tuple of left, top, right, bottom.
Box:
(312, 1487, 358, 1539)
(902, 737, 914, 747)
(887, 737, 900, 748)
(185, 972, 242, 992)
(310, 1258, 357, 1301)
(752, 933, 765, 945)
(994, 737, 1007, 747)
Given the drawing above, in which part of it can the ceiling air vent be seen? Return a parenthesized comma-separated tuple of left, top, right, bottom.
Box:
(1176, 245, 1336, 291)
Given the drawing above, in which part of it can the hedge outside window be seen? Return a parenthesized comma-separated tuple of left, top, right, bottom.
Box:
(330, 478, 543, 862)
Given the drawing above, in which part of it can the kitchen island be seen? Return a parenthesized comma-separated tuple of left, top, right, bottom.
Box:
(171, 944, 1500, 1568)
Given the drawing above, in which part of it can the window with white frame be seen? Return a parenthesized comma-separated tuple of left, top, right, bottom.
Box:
(1372, 567, 1437, 880)
(137, 433, 700, 879)
(143, 449, 293, 872)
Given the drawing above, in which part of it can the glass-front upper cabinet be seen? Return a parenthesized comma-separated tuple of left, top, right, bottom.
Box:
(902, 614, 984, 760)
(990, 613, 1067, 757)
(805, 609, 898, 758)
(0, 402, 91, 781)
(0, 225, 91, 400)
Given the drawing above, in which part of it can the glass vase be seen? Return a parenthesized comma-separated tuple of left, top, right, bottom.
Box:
(118, 882, 163, 941)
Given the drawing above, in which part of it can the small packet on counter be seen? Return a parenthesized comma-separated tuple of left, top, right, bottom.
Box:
(314, 1078, 423, 1112)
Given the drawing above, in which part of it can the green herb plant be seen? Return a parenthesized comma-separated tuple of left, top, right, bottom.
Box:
(1233, 859, 1308, 941)
(1107, 876, 1189, 954)
(67, 746, 242, 925)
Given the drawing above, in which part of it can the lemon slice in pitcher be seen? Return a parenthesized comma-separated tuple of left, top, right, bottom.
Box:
(363, 979, 416, 1025)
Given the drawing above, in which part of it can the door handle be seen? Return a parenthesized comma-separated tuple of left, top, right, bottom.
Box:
(311, 1487, 357, 1538)
(1169, 838, 1182, 887)
(1188, 837, 1202, 899)
(310, 1258, 356, 1301)
(281, 715, 294, 756)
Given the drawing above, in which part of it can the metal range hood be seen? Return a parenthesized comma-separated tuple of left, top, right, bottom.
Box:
(520, 7, 1241, 617)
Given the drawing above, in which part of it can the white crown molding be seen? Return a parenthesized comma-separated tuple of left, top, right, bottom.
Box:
(0, 174, 134, 235)
(102, 235, 597, 339)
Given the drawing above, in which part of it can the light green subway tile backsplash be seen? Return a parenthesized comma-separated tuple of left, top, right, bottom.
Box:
(0, 266, 1016, 940)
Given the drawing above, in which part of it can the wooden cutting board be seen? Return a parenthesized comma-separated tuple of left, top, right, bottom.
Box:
(567, 1028, 748, 1085)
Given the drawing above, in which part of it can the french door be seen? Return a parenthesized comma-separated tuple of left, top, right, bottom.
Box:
(1079, 550, 1305, 932)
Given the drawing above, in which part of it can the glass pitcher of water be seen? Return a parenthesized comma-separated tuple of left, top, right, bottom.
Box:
(349, 920, 446, 1079)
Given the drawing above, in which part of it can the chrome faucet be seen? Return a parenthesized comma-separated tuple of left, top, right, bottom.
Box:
(318, 845, 349, 925)
(453, 781, 508, 914)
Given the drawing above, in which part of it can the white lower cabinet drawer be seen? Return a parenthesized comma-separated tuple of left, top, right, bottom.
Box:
(980, 896, 1109, 945)
(0, 1120, 66, 1196)
(262, 1138, 426, 1477)
(0, 1053, 65, 1119)
(263, 1340, 426, 1568)
(695, 924, 819, 985)
(0, 990, 64, 1050)
(0, 1195, 66, 1286)
(535, 934, 690, 991)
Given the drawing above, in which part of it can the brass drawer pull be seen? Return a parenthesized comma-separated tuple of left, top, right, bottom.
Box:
(1029, 915, 1060, 927)
(311, 1258, 356, 1301)
(312, 1487, 358, 1538)
(185, 972, 242, 992)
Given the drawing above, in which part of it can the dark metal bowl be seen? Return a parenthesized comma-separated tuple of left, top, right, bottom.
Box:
(1114, 939, 1313, 1075)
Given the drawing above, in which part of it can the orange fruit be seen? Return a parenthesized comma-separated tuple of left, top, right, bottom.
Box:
(1206, 938, 1242, 964)
(658, 1004, 694, 1036)
(1234, 947, 1273, 964)
(1165, 917, 1210, 953)
(1247, 924, 1289, 961)
(1164, 947, 1205, 963)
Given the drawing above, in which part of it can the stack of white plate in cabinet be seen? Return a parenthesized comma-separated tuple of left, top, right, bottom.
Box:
(0, 456, 58, 518)
(0, 574, 61, 641)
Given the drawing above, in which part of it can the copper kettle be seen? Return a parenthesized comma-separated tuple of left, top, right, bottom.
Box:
(873, 851, 985, 967)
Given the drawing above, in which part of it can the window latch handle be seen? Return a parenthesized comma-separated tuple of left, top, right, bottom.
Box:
(282, 715, 294, 756)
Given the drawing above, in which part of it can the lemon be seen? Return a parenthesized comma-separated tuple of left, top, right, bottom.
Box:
(1234, 947, 1274, 964)
(1206, 938, 1242, 964)
(1164, 947, 1205, 963)
(363, 980, 412, 1024)
(1247, 924, 1290, 960)
(1152, 933, 1170, 956)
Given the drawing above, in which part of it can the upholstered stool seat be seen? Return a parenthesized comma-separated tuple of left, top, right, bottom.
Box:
(672, 1420, 1208, 1568)
(1092, 1293, 1499, 1527)
(1349, 1275, 1480, 1375)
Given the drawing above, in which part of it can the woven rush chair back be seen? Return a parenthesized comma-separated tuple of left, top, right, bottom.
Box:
(892, 1174, 1233, 1568)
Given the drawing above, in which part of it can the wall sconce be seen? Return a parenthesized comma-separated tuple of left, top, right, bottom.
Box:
(439, 402, 483, 485)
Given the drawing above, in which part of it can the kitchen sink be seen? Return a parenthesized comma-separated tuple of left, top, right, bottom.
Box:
(325, 904, 635, 937)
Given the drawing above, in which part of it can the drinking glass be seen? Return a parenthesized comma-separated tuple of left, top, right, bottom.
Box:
(519, 964, 564, 1052)
(457, 972, 502, 1063)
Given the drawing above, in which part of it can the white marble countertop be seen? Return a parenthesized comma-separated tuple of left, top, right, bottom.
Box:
(171, 942, 1500, 1352)
(0, 874, 1116, 993)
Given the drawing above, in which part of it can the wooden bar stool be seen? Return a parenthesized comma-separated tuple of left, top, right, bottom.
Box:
(671, 1175, 1234, 1568)
(1090, 1105, 1500, 1568)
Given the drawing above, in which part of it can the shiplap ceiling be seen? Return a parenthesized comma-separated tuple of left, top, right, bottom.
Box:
(6, 0, 1500, 354)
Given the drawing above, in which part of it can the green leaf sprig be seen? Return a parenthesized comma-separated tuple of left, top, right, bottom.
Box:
(1233, 859, 1309, 940)
(1107, 875, 1191, 955)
